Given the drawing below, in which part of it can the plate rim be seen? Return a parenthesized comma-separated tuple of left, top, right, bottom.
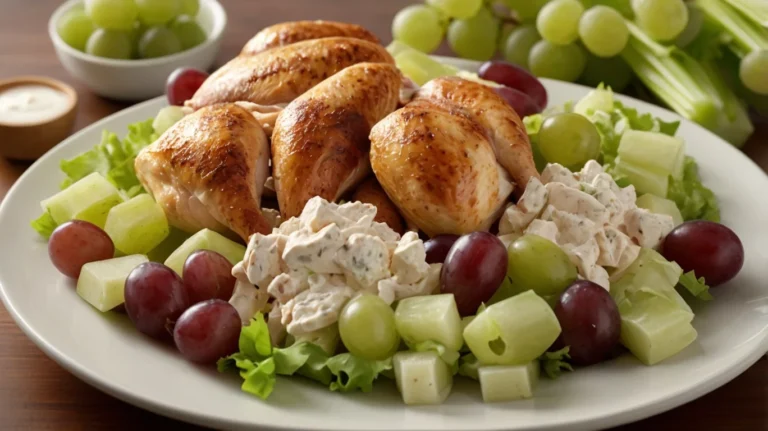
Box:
(1, 67, 767, 431)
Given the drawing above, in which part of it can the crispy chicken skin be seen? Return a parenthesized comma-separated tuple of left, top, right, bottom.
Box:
(185, 37, 394, 112)
(370, 77, 536, 236)
(135, 103, 272, 242)
(414, 77, 539, 190)
(271, 62, 401, 219)
(352, 177, 406, 234)
(241, 20, 380, 55)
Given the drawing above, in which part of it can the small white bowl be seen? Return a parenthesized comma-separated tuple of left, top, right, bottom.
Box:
(49, 0, 226, 101)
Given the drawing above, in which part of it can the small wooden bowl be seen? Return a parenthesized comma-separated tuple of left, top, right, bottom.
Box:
(0, 76, 78, 161)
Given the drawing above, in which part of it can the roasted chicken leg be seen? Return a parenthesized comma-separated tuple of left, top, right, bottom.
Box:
(271, 62, 401, 219)
(370, 77, 537, 236)
(242, 20, 379, 55)
(135, 103, 273, 241)
(351, 177, 406, 235)
(186, 37, 393, 113)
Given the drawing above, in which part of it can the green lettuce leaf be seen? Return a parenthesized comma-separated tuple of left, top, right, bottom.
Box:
(457, 353, 480, 381)
(239, 313, 273, 361)
(667, 157, 721, 222)
(325, 353, 392, 393)
(273, 342, 333, 385)
(30, 211, 57, 239)
(238, 356, 277, 400)
(59, 119, 156, 193)
(539, 347, 574, 379)
(678, 270, 714, 301)
(412, 340, 460, 374)
(614, 101, 680, 136)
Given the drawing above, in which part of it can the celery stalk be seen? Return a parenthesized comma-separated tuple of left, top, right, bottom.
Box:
(723, 0, 768, 28)
(698, 0, 768, 57)
(622, 21, 754, 147)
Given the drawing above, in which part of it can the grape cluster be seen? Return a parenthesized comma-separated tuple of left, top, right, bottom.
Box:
(392, 0, 690, 90)
(57, 0, 206, 60)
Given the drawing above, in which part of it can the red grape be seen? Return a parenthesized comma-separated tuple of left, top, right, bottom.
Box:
(125, 262, 190, 340)
(174, 299, 241, 364)
(479, 60, 548, 109)
(48, 220, 114, 278)
(494, 86, 543, 118)
(554, 280, 621, 366)
(183, 250, 236, 304)
(440, 232, 508, 316)
(166, 67, 209, 106)
(424, 234, 460, 264)
(661, 221, 744, 287)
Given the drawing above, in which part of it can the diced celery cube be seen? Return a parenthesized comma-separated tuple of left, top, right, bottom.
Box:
(76, 255, 149, 312)
(41, 172, 123, 228)
(574, 86, 614, 116)
(147, 228, 191, 263)
(164, 228, 246, 275)
(463, 291, 561, 365)
(478, 362, 539, 402)
(395, 294, 464, 352)
(617, 130, 685, 179)
(613, 157, 669, 197)
(619, 294, 697, 365)
(104, 194, 169, 255)
(612, 248, 690, 313)
(393, 351, 453, 405)
(636, 193, 683, 226)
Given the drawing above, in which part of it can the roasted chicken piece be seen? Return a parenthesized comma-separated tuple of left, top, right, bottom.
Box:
(370, 77, 538, 236)
(185, 37, 393, 114)
(352, 177, 406, 235)
(241, 20, 379, 55)
(135, 103, 273, 242)
(271, 62, 401, 219)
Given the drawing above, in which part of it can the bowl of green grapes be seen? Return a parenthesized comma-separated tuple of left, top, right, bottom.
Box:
(49, 0, 226, 101)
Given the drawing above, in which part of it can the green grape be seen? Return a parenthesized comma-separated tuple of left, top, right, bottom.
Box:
(674, 3, 703, 49)
(579, 6, 628, 58)
(85, 29, 132, 59)
(529, 40, 586, 82)
(169, 15, 207, 50)
(740, 50, 768, 95)
(136, 0, 181, 26)
(57, 7, 95, 51)
(339, 295, 400, 361)
(392, 5, 445, 53)
(139, 26, 182, 58)
(426, 0, 481, 19)
(536, 0, 584, 45)
(632, 0, 688, 42)
(506, 235, 578, 297)
(501, 0, 548, 21)
(503, 24, 541, 70)
(447, 8, 499, 61)
(129, 22, 147, 59)
(580, 54, 633, 92)
(180, 0, 200, 17)
(84, 0, 138, 31)
(538, 113, 601, 169)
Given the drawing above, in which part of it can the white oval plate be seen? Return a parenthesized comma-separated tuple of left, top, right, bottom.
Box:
(1, 58, 767, 431)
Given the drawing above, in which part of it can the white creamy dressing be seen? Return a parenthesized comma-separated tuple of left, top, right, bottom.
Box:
(0, 85, 70, 125)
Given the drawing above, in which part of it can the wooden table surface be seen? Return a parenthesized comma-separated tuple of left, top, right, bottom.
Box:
(0, 1, 766, 430)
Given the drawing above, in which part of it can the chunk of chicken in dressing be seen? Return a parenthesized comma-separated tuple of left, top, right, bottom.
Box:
(497, 162, 674, 289)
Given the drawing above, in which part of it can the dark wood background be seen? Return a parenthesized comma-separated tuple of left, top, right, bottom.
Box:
(0, 1, 766, 430)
